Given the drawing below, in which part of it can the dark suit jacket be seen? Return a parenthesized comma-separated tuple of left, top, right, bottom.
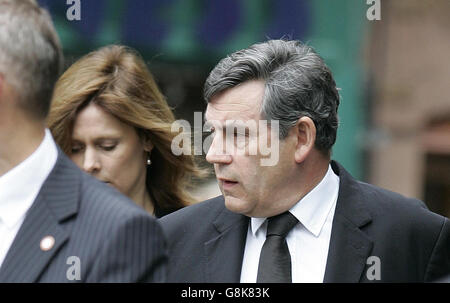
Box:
(0, 150, 167, 282)
(159, 161, 450, 282)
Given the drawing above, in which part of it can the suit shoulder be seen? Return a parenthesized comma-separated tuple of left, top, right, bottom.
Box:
(159, 195, 223, 230)
(78, 171, 152, 223)
(160, 195, 224, 223)
(356, 180, 425, 207)
(354, 180, 444, 225)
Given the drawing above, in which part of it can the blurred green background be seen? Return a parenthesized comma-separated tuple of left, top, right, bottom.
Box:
(39, 0, 370, 180)
(37, 1, 450, 217)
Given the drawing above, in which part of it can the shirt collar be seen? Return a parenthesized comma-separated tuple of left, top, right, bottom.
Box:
(250, 217, 266, 236)
(250, 164, 340, 237)
(0, 129, 58, 228)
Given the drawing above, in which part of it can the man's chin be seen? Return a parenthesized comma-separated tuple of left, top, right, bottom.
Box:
(223, 195, 251, 215)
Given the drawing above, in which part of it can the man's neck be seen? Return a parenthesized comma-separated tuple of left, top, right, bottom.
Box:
(301, 160, 330, 198)
(285, 153, 331, 211)
(0, 115, 45, 177)
(262, 153, 330, 218)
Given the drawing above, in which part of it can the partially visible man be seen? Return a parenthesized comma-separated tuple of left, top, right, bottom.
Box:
(0, 0, 167, 282)
(160, 39, 450, 282)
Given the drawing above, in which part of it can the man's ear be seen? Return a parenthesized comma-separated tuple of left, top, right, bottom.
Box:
(293, 116, 316, 163)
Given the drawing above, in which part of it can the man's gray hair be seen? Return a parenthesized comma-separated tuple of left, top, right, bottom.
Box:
(0, 0, 63, 120)
(204, 39, 340, 154)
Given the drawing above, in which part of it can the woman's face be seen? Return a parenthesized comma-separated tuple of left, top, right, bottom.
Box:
(70, 103, 150, 200)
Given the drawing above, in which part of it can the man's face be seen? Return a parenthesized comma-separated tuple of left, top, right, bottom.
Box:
(205, 80, 298, 218)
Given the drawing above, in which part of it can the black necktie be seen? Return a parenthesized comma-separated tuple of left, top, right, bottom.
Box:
(256, 211, 299, 283)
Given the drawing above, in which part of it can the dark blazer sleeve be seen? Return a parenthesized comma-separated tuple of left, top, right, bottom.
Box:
(425, 217, 450, 282)
(85, 212, 167, 283)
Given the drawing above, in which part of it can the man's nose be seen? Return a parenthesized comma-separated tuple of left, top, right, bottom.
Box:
(205, 135, 232, 165)
(82, 147, 101, 174)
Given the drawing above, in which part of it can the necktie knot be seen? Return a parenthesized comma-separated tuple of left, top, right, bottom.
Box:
(266, 211, 298, 238)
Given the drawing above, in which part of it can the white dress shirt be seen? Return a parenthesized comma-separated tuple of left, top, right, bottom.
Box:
(0, 129, 58, 268)
(240, 164, 340, 283)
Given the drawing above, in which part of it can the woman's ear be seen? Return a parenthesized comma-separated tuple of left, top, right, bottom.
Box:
(141, 132, 154, 152)
(143, 138, 154, 153)
(293, 116, 316, 163)
(0, 73, 4, 103)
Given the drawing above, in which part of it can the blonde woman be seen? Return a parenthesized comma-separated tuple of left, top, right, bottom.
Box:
(48, 45, 202, 217)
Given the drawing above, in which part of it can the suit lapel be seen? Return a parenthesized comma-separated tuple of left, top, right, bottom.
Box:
(0, 198, 70, 282)
(323, 161, 373, 283)
(204, 202, 248, 282)
(323, 212, 373, 282)
(0, 151, 79, 282)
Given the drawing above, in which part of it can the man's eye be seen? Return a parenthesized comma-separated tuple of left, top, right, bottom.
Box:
(205, 127, 215, 135)
(233, 130, 249, 137)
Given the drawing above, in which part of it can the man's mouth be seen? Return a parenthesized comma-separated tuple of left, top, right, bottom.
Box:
(218, 178, 238, 189)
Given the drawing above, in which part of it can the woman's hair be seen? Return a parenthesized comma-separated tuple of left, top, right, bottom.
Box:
(48, 45, 202, 215)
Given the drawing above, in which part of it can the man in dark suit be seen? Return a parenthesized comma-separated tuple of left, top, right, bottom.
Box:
(160, 39, 450, 282)
(0, 0, 167, 282)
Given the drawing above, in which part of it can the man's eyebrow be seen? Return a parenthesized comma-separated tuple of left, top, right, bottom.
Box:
(204, 115, 221, 126)
(225, 120, 254, 128)
(227, 121, 243, 127)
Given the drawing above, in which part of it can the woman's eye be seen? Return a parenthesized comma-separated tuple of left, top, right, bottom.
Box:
(71, 146, 82, 154)
(101, 145, 116, 151)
